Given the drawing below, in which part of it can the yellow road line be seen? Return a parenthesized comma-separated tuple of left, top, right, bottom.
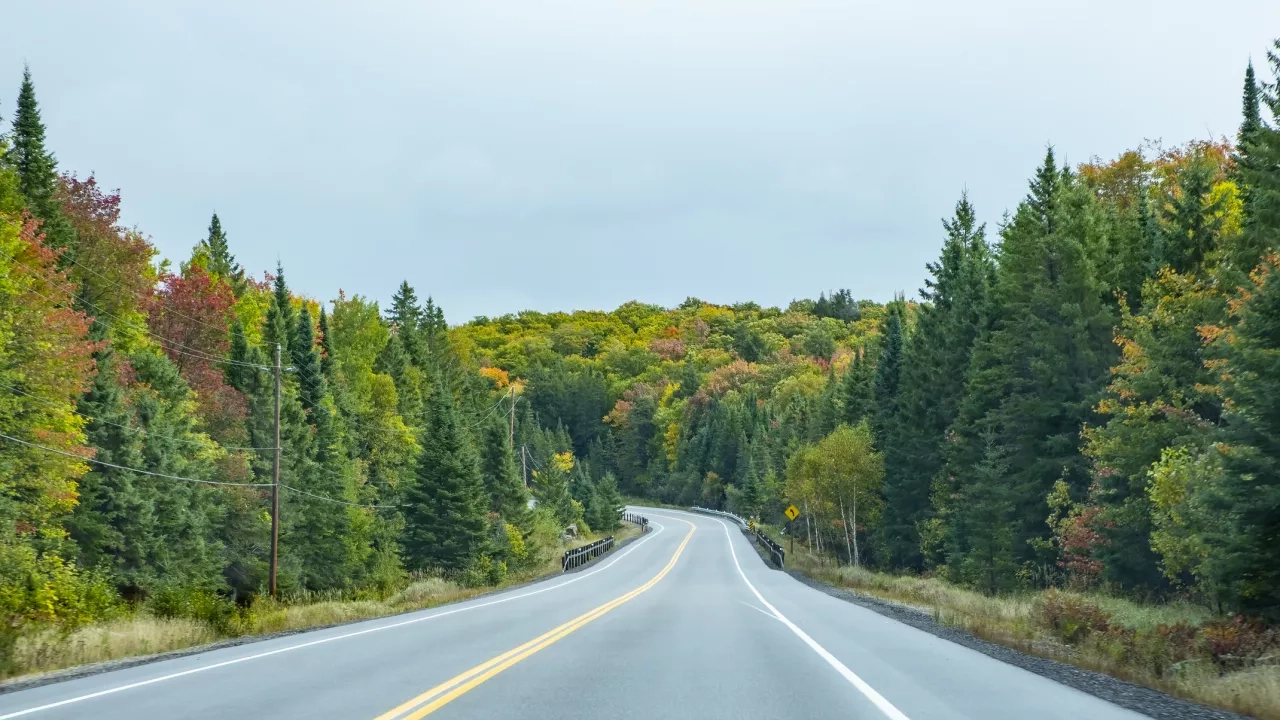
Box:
(373, 521, 695, 720)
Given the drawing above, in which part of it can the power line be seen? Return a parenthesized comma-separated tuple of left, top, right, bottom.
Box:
(280, 484, 400, 509)
(0, 431, 399, 509)
(0, 380, 275, 452)
(0, 431, 274, 487)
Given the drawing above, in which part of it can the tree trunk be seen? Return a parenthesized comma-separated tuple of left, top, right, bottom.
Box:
(839, 496, 854, 567)
(851, 494, 860, 568)
(804, 502, 812, 548)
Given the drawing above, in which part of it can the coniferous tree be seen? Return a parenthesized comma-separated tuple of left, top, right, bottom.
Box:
(1206, 254, 1280, 621)
(881, 195, 993, 569)
(479, 420, 532, 529)
(839, 346, 876, 426)
(197, 213, 246, 296)
(943, 150, 1116, 584)
(872, 301, 904, 441)
(402, 376, 488, 572)
(8, 66, 72, 253)
(291, 305, 325, 415)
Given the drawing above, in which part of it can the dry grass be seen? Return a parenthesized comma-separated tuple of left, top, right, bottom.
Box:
(13, 617, 219, 677)
(776, 536, 1279, 720)
(4, 523, 645, 683)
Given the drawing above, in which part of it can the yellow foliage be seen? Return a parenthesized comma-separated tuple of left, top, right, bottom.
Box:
(552, 451, 575, 473)
(479, 366, 510, 389)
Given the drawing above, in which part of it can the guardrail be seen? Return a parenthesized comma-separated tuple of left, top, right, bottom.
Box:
(622, 512, 651, 533)
(690, 506, 748, 529)
(690, 506, 785, 569)
(562, 536, 614, 571)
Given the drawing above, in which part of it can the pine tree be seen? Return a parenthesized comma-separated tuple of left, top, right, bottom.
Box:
(402, 376, 488, 572)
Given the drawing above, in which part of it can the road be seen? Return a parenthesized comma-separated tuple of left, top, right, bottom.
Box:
(0, 508, 1149, 720)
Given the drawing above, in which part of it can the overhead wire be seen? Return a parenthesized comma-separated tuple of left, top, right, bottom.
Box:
(0, 432, 399, 507)
(0, 380, 276, 452)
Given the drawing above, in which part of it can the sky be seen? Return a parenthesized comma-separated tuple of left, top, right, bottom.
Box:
(5, 1, 1280, 323)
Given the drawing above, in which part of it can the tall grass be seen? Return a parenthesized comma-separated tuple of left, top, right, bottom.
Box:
(780, 537, 1279, 720)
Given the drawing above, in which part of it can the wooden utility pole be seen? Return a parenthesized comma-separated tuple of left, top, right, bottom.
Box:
(507, 383, 516, 450)
(269, 343, 282, 598)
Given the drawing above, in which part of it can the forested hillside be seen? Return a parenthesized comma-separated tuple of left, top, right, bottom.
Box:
(1, 40, 1280, 681)
(460, 46, 1280, 621)
(0, 66, 628, 669)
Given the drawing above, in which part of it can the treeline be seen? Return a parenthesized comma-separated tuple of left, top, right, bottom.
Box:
(460, 44, 1280, 622)
(0, 65, 624, 660)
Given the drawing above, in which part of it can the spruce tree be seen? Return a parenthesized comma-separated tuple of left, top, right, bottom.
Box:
(588, 472, 624, 532)
(388, 281, 426, 366)
(8, 66, 71, 253)
(943, 155, 1115, 584)
(1205, 256, 1280, 621)
(1238, 49, 1280, 273)
(402, 376, 488, 572)
(291, 305, 325, 415)
(872, 302, 904, 441)
(881, 195, 993, 570)
(479, 420, 531, 529)
(199, 213, 246, 295)
(318, 306, 334, 379)
(839, 346, 875, 426)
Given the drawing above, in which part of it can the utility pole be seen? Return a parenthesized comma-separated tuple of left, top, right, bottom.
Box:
(269, 343, 282, 598)
(507, 383, 516, 450)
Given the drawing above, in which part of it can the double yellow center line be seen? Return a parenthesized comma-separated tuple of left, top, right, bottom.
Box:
(373, 521, 696, 720)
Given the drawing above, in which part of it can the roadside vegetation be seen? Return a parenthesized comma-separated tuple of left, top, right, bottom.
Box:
(772, 532, 1280, 719)
(5, 522, 639, 681)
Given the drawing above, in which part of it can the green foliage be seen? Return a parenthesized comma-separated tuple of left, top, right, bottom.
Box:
(402, 376, 488, 574)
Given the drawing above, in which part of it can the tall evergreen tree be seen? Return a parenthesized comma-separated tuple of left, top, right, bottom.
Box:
(839, 346, 875, 426)
(402, 376, 488, 572)
(291, 305, 325, 415)
(943, 153, 1116, 585)
(479, 419, 531, 529)
(881, 195, 993, 569)
(7, 66, 71, 253)
(199, 213, 246, 295)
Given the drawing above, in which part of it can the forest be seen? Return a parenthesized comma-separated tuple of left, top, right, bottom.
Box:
(1, 39, 1279, 693)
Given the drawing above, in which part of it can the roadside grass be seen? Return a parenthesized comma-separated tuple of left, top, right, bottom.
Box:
(5, 521, 645, 682)
(764, 528, 1279, 720)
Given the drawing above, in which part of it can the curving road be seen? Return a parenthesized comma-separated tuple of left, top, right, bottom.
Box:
(0, 508, 1148, 720)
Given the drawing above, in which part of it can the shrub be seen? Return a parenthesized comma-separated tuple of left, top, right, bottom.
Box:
(1037, 590, 1112, 644)
(147, 585, 239, 635)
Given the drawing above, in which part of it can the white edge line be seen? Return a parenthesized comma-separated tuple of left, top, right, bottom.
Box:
(737, 600, 785, 624)
(646, 509, 910, 720)
(0, 520, 668, 719)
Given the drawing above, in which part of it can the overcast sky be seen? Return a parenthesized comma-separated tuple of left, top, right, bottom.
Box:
(5, 2, 1279, 323)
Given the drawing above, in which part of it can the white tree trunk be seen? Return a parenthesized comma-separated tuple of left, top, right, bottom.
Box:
(851, 494, 860, 568)
(839, 496, 854, 567)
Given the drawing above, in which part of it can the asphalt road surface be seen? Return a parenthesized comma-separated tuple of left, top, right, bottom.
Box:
(0, 508, 1150, 720)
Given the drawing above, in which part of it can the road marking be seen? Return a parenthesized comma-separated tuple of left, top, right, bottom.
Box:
(374, 520, 696, 720)
(738, 600, 784, 624)
(0, 522, 668, 720)
(648, 510, 911, 720)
